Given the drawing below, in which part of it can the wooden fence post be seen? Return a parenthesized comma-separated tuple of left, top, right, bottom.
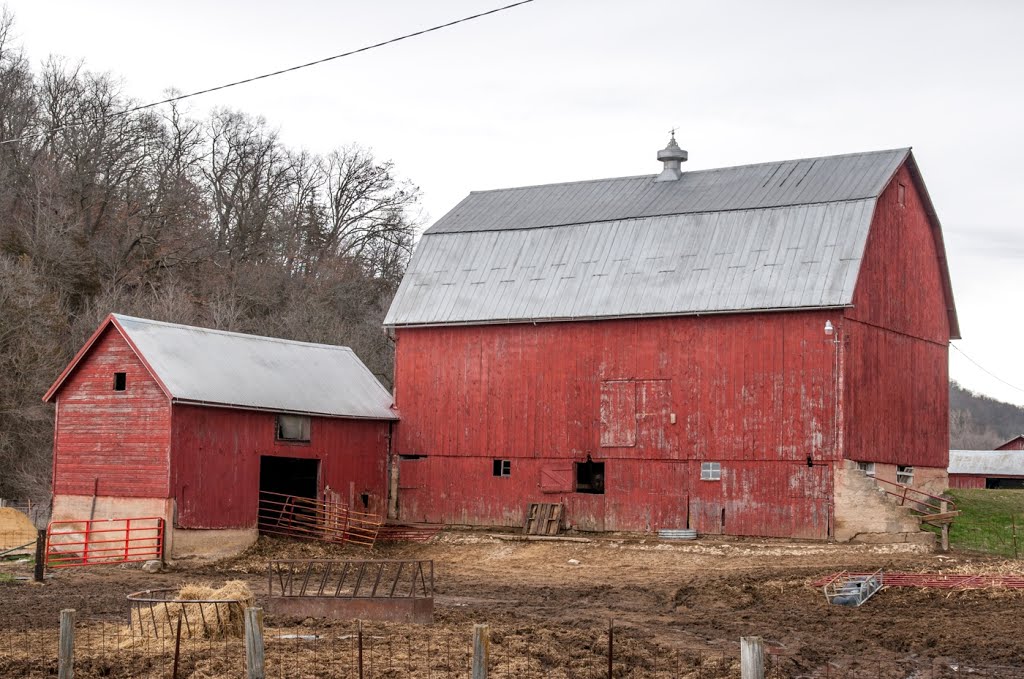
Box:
(244, 607, 265, 679)
(607, 619, 614, 679)
(940, 500, 949, 552)
(472, 624, 489, 679)
(1013, 515, 1019, 559)
(740, 636, 764, 679)
(58, 609, 75, 679)
(357, 619, 364, 679)
(34, 528, 46, 582)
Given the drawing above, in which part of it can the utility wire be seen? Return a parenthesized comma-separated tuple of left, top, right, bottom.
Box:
(0, 0, 536, 146)
(950, 342, 1024, 393)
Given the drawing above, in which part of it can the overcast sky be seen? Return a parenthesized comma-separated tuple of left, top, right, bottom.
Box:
(5, 0, 1023, 405)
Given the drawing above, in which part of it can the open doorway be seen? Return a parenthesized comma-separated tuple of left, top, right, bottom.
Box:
(258, 456, 320, 533)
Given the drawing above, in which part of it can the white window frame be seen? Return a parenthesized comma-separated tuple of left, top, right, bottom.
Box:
(896, 465, 914, 485)
(276, 414, 311, 443)
(857, 462, 876, 477)
(700, 462, 722, 481)
(493, 459, 511, 477)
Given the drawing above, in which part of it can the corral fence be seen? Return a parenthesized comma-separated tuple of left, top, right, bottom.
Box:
(946, 513, 1023, 559)
(45, 516, 165, 568)
(257, 491, 383, 548)
(4, 610, 1024, 679)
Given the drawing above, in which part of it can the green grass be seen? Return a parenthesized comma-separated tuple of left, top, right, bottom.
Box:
(0, 572, 13, 584)
(944, 489, 1024, 558)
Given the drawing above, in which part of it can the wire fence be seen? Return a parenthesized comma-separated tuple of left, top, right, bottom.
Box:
(3, 615, 1024, 679)
(945, 513, 1022, 558)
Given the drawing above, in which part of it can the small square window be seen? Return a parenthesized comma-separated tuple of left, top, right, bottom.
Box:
(492, 459, 511, 477)
(857, 462, 876, 477)
(575, 460, 605, 494)
(113, 372, 127, 391)
(700, 462, 721, 481)
(276, 415, 311, 442)
(896, 465, 914, 485)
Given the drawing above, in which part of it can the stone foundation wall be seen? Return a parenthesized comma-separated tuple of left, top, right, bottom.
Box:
(833, 461, 934, 547)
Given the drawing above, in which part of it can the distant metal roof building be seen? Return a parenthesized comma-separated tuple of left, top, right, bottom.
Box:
(45, 314, 397, 420)
(949, 450, 1024, 477)
(385, 147, 957, 330)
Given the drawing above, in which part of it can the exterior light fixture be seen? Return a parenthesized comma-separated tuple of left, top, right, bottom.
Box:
(824, 320, 834, 336)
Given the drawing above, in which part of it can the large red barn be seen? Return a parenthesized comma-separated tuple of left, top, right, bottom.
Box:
(44, 314, 397, 557)
(384, 141, 959, 541)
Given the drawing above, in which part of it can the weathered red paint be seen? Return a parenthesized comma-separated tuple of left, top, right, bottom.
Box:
(171, 404, 389, 528)
(843, 164, 951, 470)
(391, 159, 954, 538)
(393, 309, 840, 539)
(947, 474, 986, 489)
(51, 326, 172, 498)
(996, 436, 1024, 451)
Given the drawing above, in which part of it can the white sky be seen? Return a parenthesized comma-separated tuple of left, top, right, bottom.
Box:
(5, 0, 1023, 406)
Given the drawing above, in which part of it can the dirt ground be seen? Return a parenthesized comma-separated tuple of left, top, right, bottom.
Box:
(2, 532, 1024, 677)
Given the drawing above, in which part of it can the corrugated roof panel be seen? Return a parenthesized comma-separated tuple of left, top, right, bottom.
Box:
(114, 315, 397, 419)
(427, 149, 907, 235)
(949, 450, 1024, 476)
(386, 200, 877, 326)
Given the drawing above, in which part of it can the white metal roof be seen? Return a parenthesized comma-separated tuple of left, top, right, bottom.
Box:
(949, 450, 1024, 477)
(386, 149, 917, 327)
(113, 315, 397, 420)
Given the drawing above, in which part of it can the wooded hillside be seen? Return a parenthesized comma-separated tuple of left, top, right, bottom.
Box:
(0, 12, 420, 500)
(950, 382, 1024, 449)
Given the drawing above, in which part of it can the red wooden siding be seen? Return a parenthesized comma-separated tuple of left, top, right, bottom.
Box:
(948, 474, 985, 489)
(843, 164, 950, 468)
(393, 310, 840, 537)
(170, 405, 390, 529)
(52, 327, 171, 498)
(997, 437, 1024, 451)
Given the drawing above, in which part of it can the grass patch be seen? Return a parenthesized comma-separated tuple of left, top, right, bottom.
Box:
(945, 489, 1024, 557)
(0, 572, 13, 584)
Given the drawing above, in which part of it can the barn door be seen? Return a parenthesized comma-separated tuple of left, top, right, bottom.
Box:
(397, 456, 433, 523)
(789, 462, 832, 539)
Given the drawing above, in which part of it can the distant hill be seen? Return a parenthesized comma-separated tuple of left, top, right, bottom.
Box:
(950, 382, 1024, 449)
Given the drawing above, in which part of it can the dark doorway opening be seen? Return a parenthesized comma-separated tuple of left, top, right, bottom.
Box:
(986, 477, 1024, 489)
(258, 456, 320, 532)
(575, 460, 605, 494)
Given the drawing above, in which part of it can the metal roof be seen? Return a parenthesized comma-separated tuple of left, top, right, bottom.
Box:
(386, 149, 919, 327)
(90, 315, 395, 419)
(427, 148, 909, 234)
(949, 450, 1024, 477)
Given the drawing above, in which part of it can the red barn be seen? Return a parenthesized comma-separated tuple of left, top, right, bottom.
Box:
(996, 435, 1024, 451)
(384, 141, 958, 541)
(44, 314, 397, 557)
(948, 450, 1024, 489)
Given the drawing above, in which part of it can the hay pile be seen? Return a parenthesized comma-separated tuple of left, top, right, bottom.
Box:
(130, 581, 255, 640)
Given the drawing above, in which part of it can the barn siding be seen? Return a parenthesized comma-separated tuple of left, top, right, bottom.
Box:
(53, 327, 171, 498)
(171, 405, 390, 529)
(948, 474, 985, 489)
(393, 310, 839, 537)
(843, 164, 950, 469)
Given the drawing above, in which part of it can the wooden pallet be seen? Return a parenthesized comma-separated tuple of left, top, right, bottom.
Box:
(524, 503, 563, 536)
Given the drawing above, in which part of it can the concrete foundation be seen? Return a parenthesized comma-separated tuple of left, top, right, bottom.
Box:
(871, 463, 948, 497)
(170, 528, 258, 560)
(833, 461, 933, 546)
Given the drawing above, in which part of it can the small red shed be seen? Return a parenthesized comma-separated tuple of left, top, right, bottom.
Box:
(384, 141, 958, 542)
(44, 314, 397, 557)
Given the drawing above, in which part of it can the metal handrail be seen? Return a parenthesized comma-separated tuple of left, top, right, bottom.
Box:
(872, 477, 956, 516)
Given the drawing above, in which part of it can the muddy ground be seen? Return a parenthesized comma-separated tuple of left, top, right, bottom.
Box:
(2, 532, 1023, 677)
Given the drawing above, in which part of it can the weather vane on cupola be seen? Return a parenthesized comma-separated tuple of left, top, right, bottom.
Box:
(655, 128, 688, 182)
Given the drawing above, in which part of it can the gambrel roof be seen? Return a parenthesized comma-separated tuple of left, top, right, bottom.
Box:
(385, 147, 959, 336)
(44, 314, 397, 420)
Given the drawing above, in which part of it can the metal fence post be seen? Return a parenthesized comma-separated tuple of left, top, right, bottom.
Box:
(740, 636, 764, 679)
(58, 609, 75, 679)
(244, 607, 265, 679)
(34, 528, 46, 582)
(472, 624, 489, 679)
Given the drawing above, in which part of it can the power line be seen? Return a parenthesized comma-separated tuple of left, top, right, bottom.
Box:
(0, 0, 537, 146)
(950, 342, 1024, 393)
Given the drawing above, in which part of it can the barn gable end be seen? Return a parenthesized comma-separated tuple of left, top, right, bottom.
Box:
(49, 324, 172, 498)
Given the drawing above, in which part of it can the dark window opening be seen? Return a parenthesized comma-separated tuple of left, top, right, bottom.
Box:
(257, 455, 319, 532)
(721, 508, 726, 530)
(399, 454, 426, 461)
(897, 182, 907, 207)
(986, 477, 1024, 490)
(360, 492, 370, 508)
(493, 459, 511, 477)
(113, 372, 127, 391)
(575, 460, 605, 494)
(806, 455, 814, 468)
(276, 414, 311, 442)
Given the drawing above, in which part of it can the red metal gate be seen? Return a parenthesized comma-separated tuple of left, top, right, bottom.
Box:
(45, 517, 165, 568)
